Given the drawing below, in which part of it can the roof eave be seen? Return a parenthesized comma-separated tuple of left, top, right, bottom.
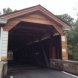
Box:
(0, 18, 8, 27)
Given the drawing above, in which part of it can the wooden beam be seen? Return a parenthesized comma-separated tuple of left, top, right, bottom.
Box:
(16, 26, 52, 32)
(15, 29, 30, 33)
(10, 28, 42, 36)
(3, 15, 64, 35)
(53, 24, 65, 35)
(9, 37, 30, 40)
(10, 34, 38, 40)
(9, 33, 38, 41)
(49, 33, 53, 59)
(11, 33, 36, 36)
(17, 28, 57, 34)
(26, 33, 50, 44)
(39, 38, 49, 66)
(3, 20, 19, 31)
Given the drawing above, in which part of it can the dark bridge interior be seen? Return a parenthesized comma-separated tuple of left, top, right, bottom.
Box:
(8, 22, 62, 70)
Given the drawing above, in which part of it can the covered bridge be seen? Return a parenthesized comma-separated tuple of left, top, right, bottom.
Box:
(0, 5, 70, 70)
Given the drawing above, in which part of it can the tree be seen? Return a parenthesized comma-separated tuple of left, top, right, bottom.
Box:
(3, 7, 13, 14)
(66, 20, 78, 61)
(57, 14, 74, 25)
(14, 9, 17, 12)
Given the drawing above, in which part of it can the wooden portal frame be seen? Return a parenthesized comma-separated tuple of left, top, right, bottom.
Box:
(0, 5, 70, 60)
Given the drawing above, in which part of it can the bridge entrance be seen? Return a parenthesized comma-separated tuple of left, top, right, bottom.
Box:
(0, 5, 69, 75)
(8, 22, 62, 70)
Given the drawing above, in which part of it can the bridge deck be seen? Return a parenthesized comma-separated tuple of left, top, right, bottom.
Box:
(6, 67, 77, 78)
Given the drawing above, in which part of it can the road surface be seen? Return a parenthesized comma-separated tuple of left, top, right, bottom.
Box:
(6, 68, 77, 78)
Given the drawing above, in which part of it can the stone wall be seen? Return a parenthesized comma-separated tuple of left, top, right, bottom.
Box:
(0, 62, 7, 78)
(50, 59, 63, 70)
(63, 60, 78, 74)
(50, 59, 78, 74)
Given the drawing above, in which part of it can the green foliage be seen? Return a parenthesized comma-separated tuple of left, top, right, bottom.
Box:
(3, 7, 12, 14)
(0, 7, 17, 15)
(67, 20, 78, 61)
(57, 14, 74, 25)
(73, 44, 78, 60)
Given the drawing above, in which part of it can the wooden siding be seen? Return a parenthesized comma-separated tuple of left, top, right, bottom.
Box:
(1, 28, 8, 61)
(3, 12, 64, 35)
(61, 35, 68, 60)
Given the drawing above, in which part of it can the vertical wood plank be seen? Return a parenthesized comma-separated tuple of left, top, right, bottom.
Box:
(61, 34, 68, 60)
(49, 33, 53, 59)
(39, 38, 49, 66)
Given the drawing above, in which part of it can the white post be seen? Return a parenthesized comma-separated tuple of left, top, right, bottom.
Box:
(0, 27, 3, 61)
(0, 27, 1, 61)
(1, 29, 8, 61)
(0, 18, 8, 61)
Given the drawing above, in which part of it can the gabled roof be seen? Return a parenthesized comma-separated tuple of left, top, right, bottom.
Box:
(0, 5, 70, 27)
